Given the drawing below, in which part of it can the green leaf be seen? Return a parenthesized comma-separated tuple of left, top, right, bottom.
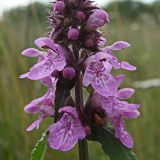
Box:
(88, 126, 137, 160)
(31, 132, 47, 160)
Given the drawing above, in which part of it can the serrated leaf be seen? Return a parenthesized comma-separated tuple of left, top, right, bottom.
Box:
(31, 132, 47, 160)
(88, 126, 137, 160)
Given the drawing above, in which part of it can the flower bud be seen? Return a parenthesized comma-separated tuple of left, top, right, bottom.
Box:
(85, 38, 94, 47)
(87, 9, 109, 30)
(94, 113, 105, 127)
(54, 1, 65, 12)
(76, 11, 86, 21)
(68, 0, 77, 5)
(63, 67, 76, 80)
(67, 28, 79, 40)
(84, 126, 91, 135)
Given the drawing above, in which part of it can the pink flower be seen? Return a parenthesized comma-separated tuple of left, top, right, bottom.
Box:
(20, 37, 67, 80)
(91, 85, 140, 148)
(102, 41, 136, 71)
(48, 106, 86, 151)
(24, 77, 57, 131)
(83, 52, 117, 97)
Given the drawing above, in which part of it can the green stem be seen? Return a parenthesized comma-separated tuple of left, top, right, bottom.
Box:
(75, 70, 89, 160)
(78, 139, 89, 160)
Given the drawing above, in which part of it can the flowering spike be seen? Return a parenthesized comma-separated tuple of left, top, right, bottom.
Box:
(20, 0, 140, 157)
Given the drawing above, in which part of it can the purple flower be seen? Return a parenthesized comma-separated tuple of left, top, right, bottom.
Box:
(20, 0, 141, 154)
(48, 106, 86, 151)
(102, 41, 136, 71)
(91, 88, 140, 148)
(24, 77, 57, 131)
(83, 52, 117, 97)
(20, 37, 67, 80)
(87, 9, 109, 30)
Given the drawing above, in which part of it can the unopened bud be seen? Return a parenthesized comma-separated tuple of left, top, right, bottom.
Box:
(84, 126, 91, 135)
(63, 67, 76, 80)
(76, 11, 86, 21)
(54, 1, 65, 12)
(68, 0, 77, 5)
(87, 9, 109, 30)
(85, 38, 94, 47)
(94, 113, 105, 127)
(67, 28, 79, 40)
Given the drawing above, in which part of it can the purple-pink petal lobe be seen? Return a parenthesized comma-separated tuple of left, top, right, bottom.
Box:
(19, 72, 29, 79)
(121, 61, 137, 71)
(27, 60, 55, 80)
(48, 106, 86, 151)
(21, 48, 40, 57)
(115, 74, 126, 87)
(110, 41, 131, 50)
(34, 37, 57, 51)
(117, 88, 135, 100)
(113, 117, 134, 148)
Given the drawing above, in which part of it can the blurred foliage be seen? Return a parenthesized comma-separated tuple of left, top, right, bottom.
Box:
(105, 0, 160, 22)
(0, 1, 160, 160)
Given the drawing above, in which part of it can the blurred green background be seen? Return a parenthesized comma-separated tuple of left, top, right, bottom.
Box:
(0, 0, 160, 160)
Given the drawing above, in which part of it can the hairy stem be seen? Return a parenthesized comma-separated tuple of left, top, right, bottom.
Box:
(75, 70, 89, 160)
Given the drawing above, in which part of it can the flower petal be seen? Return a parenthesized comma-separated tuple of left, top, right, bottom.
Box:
(34, 37, 57, 51)
(119, 131, 134, 149)
(117, 88, 135, 100)
(121, 62, 137, 71)
(113, 101, 140, 119)
(26, 119, 42, 132)
(83, 67, 95, 86)
(48, 120, 77, 151)
(48, 49, 66, 71)
(92, 73, 117, 97)
(115, 74, 126, 87)
(28, 60, 55, 80)
(19, 72, 29, 79)
(48, 107, 86, 151)
(24, 94, 48, 113)
(110, 41, 130, 50)
(113, 117, 133, 148)
(59, 106, 78, 118)
(21, 48, 40, 57)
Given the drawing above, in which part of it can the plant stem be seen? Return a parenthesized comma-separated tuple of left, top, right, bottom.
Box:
(75, 70, 89, 160)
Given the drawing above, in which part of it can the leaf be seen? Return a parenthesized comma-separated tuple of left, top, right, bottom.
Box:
(88, 126, 137, 160)
(31, 132, 47, 160)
